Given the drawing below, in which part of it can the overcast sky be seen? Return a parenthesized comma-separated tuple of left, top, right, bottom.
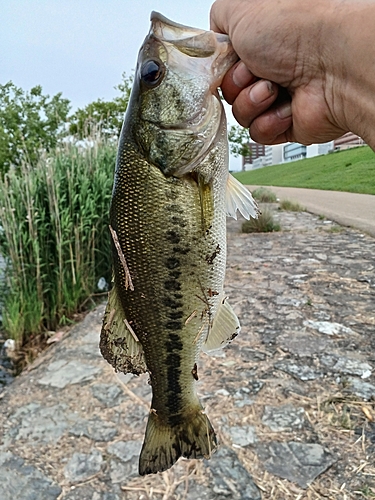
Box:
(1, 0, 244, 169)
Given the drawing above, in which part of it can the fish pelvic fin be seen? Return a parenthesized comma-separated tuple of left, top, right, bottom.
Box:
(139, 407, 217, 475)
(226, 173, 260, 220)
(100, 283, 147, 376)
(202, 295, 240, 353)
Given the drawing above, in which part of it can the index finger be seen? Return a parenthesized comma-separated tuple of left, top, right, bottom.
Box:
(210, 0, 230, 33)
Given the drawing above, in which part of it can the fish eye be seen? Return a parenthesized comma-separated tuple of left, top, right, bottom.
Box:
(140, 60, 164, 87)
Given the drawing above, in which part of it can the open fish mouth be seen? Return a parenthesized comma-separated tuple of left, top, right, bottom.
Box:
(149, 11, 238, 89)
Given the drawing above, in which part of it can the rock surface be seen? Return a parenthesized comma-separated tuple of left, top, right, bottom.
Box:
(0, 207, 374, 499)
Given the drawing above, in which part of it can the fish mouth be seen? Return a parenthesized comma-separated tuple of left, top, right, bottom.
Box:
(150, 12, 208, 41)
(149, 12, 238, 89)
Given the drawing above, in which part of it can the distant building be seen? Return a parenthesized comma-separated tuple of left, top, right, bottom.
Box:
(264, 144, 283, 166)
(240, 133, 364, 171)
(306, 141, 334, 158)
(284, 143, 307, 162)
(252, 156, 268, 169)
(242, 142, 266, 170)
(334, 132, 365, 150)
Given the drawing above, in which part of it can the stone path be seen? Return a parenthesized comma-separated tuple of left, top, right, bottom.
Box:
(0, 206, 374, 499)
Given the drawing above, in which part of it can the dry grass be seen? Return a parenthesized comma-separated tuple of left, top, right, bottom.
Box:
(279, 199, 305, 212)
(242, 207, 281, 233)
(252, 187, 278, 203)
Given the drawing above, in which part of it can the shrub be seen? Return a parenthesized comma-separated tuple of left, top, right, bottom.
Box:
(279, 199, 305, 212)
(242, 208, 281, 233)
(0, 139, 116, 345)
(251, 187, 277, 203)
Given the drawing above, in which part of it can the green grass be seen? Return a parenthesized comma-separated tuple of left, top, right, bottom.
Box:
(234, 146, 375, 194)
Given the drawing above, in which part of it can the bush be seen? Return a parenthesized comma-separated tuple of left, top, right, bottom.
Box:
(251, 187, 277, 203)
(279, 199, 305, 211)
(0, 139, 116, 345)
(242, 208, 281, 233)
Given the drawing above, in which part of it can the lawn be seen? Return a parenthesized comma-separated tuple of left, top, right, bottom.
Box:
(234, 146, 375, 195)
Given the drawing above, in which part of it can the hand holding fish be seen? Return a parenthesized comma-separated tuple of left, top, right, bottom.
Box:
(210, 0, 375, 151)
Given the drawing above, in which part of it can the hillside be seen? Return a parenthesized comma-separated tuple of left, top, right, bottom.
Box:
(234, 146, 375, 195)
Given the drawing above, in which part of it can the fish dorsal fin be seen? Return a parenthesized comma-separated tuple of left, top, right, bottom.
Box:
(226, 174, 260, 220)
(100, 284, 147, 375)
(202, 295, 240, 353)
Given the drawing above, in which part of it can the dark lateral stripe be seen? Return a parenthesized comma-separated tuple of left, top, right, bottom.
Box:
(169, 270, 182, 279)
(164, 331, 184, 424)
(164, 279, 181, 291)
(166, 230, 181, 244)
(168, 311, 183, 320)
(163, 297, 183, 309)
(166, 333, 183, 350)
(165, 320, 183, 330)
(165, 257, 180, 269)
(166, 352, 183, 421)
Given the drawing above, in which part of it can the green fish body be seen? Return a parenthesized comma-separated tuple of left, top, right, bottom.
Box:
(100, 12, 258, 475)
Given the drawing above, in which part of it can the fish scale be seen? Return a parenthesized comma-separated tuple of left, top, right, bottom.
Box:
(100, 11, 258, 475)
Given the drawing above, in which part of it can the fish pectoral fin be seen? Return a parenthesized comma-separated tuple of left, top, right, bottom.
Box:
(139, 406, 217, 475)
(226, 173, 260, 220)
(202, 296, 240, 353)
(197, 174, 215, 233)
(100, 283, 147, 376)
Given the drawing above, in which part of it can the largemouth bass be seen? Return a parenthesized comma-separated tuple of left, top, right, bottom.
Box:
(100, 12, 259, 475)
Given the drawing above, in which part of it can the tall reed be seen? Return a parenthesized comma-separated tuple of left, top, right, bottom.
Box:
(0, 138, 116, 345)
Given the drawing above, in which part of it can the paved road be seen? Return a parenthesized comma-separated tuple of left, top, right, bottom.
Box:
(247, 185, 375, 237)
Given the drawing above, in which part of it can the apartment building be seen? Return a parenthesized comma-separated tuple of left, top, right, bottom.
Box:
(240, 133, 364, 170)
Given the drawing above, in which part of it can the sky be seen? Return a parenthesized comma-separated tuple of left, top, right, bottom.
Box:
(1, 0, 243, 169)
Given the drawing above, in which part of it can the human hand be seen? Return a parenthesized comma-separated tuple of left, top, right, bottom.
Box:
(210, 0, 357, 146)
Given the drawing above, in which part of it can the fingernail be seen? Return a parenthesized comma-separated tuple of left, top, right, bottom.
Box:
(249, 80, 274, 104)
(276, 102, 292, 119)
(233, 61, 253, 88)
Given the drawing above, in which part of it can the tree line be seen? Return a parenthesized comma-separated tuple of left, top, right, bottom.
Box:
(0, 75, 248, 176)
(0, 74, 132, 176)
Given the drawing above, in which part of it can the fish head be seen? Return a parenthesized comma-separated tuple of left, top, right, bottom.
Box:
(127, 12, 237, 177)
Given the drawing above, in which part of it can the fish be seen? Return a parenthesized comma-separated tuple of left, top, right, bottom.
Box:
(99, 11, 259, 476)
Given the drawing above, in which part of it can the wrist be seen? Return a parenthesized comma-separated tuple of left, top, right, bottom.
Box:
(323, 1, 375, 148)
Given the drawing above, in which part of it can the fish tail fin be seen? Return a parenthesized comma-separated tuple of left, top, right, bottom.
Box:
(139, 407, 217, 475)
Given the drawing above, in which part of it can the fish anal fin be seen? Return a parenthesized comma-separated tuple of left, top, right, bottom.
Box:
(226, 174, 260, 220)
(100, 284, 147, 376)
(202, 296, 240, 353)
(139, 406, 217, 475)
